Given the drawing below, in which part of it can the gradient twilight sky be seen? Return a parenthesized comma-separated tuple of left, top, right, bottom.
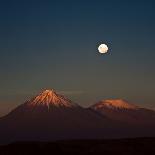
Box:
(0, 0, 155, 116)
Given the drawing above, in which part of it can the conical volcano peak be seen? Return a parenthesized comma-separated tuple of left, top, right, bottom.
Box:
(26, 89, 78, 109)
(42, 89, 56, 93)
(93, 99, 138, 110)
(40, 89, 57, 97)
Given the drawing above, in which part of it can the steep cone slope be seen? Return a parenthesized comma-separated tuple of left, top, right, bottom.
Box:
(0, 90, 116, 144)
(91, 99, 155, 125)
(27, 89, 78, 109)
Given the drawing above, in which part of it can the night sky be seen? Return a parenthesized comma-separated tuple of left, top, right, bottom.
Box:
(0, 0, 155, 116)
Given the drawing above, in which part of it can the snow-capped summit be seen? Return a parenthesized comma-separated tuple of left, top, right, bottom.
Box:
(26, 89, 78, 109)
(92, 99, 138, 110)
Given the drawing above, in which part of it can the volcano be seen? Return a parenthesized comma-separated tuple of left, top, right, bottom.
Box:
(0, 90, 116, 144)
(91, 99, 155, 125)
(0, 90, 155, 144)
(27, 89, 78, 108)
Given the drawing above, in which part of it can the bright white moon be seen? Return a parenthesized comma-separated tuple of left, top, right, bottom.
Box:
(98, 44, 108, 54)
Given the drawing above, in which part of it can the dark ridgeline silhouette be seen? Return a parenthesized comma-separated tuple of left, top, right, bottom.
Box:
(0, 89, 155, 145)
(1, 138, 155, 155)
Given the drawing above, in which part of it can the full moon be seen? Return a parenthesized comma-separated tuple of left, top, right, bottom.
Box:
(98, 44, 108, 54)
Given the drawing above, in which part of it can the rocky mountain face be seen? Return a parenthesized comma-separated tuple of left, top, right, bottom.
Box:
(26, 89, 78, 109)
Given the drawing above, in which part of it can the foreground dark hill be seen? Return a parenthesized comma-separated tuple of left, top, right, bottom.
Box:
(0, 90, 117, 144)
(1, 138, 155, 155)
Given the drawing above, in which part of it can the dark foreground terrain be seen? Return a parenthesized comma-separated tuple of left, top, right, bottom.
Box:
(0, 138, 155, 155)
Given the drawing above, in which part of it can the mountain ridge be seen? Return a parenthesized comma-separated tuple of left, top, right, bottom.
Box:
(91, 99, 155, 125)
(0, 89, 155, 144)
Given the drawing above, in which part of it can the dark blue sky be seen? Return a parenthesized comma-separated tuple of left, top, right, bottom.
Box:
(0, 0, 155, 116)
